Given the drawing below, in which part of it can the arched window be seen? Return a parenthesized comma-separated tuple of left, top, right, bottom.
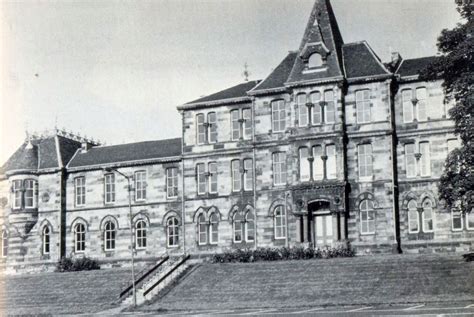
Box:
(135, 220, 147, 249)
(274, 206, 286, 239)
(197, 214, 207, 245)
(74, 223, 86, 252)
(308, 53, 323, 68)
(360, 200, 375, 234)
(209, 213, 219, 244)
(233, 212, 243, 243)
(167, 217, 179, 247)
(408, 200, 419, 233)
(1, 231, 8, 257)
(422, 199, 434, 232)
(245, 210, 255, 242)
(104, 221, 116, 251)
(42, 226, 50, 255)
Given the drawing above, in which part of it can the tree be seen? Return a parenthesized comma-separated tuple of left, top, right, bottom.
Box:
(419, 2, 473, 213)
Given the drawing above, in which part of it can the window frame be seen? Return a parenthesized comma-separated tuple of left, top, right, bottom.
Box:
(42, 226, 50, 255)
(310, 92, 322, 125)
(231, 159, 242, 192)
(416, 87, 427, 122)
(197, 214, 207, 245)
(466, 211, 474, 231)
(233, 212, 243, 243)
(208, 162, 218, 194)
(359, 200, 375, 235)
(245, 210, 255, 242)
(243, 159, 253, 191)
(421, 199, 434, 232)
(209, 213, 219, 245)
(207, 112, 217, 143)
(135, 220, 147, 250)
(274, 205, 287, 240)
(419, 142, 431, 177)
(196, 163, 207, 195)
(326, 144, 337, 180)
(24, 179, 37, 208)
(74, 223, 86, 253)
(272, 152, 287, 186)
(166, 167, 179, 199)
(104, 173, 116, 204)
(12, 179, 22, 210)
(451, 209, 463, 231)
(324, 90, 335, 124)
(312, 145, 324, 180)
(407, 200, 420, 233)
(299, 147, 310, 182)
(271, 100, 286, 133)
(355, 89, 371, 124)
(74, 177, 86, 207)
(358, 144, 373, 180)
(230, 109, 241, 141)
(166, 217, 180, 248)
(196, 113, 206, 145)
(104, 221, 116, 252)
(297, 93, 309, 127)
(134, 171, 147, 201)
(402, 89, 414, 123)
(405, 143, 417, 178)
(308, 53, 323, 68)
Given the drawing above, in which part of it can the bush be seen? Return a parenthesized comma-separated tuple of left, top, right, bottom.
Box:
(56, 256, 100, 272)
(211, 245, 354, 263)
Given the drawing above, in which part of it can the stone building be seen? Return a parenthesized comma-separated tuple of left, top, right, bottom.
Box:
(1, 0, 472, 273)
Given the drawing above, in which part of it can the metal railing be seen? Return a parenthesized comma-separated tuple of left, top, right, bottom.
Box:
(143, 254, 190, 297)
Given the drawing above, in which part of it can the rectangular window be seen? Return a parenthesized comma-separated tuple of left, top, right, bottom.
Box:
(135, 171, 147, 201)
(452, 209, 463, 231)
(24, 179, 37, 208)
(326, 145, 337, 179)
(467, 212, 474, 231)
(242, 108, 252, 140)
(231, 160, 241, 192)
(324, 90, 335, 123)
(104, 174, 116, 203)
(313, 146, 324, 180)
(196, 163, 206, 195)
(196, 113, 206, 144)
(299, 148, 310, 181)
(419, 142, 431, 176)
(208, 162, 218, 194)
(356, 90, 371, 123)
(272, 152, 287, 186)
(405, 143, 416, 178)
(358, 144, 373, 179)
(402, 89, 413, 123)
(75, 177, 86, 207)
(243, 159, 253, 191)
(208, 112, 217, 143)
(311, 92, 322, 124)
(416, 87, 427, 122)
(12, 180, 22, 209)
(297, 94, 308, 127)
(271, 100, 286, 132)
(166, 168, 178, 198)
(231, 109, 240, 140)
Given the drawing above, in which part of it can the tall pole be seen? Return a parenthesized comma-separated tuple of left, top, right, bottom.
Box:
(127, 176, 137, 307)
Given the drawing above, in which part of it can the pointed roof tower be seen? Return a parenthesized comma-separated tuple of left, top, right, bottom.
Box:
(286, 0, 344, 86)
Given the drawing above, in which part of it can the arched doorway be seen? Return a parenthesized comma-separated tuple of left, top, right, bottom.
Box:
(308, 200, 334, 247)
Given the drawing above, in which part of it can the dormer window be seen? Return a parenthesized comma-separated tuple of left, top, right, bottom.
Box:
(308, 53, 323, 68)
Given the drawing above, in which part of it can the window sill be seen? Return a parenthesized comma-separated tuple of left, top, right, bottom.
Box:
(360, 232, 375, 236)
(167, 245, 180, 249)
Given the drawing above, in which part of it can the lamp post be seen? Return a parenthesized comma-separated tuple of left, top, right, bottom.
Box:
(104, 167, 136, 307)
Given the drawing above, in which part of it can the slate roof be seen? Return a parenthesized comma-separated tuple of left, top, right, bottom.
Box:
(342, 42, 391, 79)
(396, 56, 437, 77)
(183, 80, 260, 106)
(67, 138, 182, 168)
(0, 135, 82, 174)
(250, 52, 298, 93)
(286, 0, 344, 85)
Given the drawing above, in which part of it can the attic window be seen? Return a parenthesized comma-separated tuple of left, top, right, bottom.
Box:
(308, 53, 323, 68)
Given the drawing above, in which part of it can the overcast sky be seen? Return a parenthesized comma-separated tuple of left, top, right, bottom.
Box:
(0, 0, 461, 164)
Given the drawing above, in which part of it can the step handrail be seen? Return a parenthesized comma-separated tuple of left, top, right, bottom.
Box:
(119, 255, 170, 298)
(143, 254, 190, 297)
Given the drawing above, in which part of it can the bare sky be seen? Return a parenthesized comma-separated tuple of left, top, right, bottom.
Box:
(0, 0, 461, 164)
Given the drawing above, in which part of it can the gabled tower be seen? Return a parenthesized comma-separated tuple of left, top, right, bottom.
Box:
(286, 0, 344, 86)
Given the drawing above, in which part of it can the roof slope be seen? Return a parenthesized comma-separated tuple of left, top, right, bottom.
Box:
(68, 138, 182, 168)
(342, 42, 391, 79)
(185, 80, 260, 105)
(286, 0, 344, 85)
(396, 56, 437, 77)
(250, 52, 298, 93)
(1, 142, 39, 173)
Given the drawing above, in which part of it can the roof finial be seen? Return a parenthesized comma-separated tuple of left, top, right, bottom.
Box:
(242, 62, 251, 82)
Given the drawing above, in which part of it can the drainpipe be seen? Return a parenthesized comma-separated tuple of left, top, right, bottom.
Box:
(180, 111, 186, 255)
(388, 78, 402, 253)
(59, 167, 67, 260)
(284, 191, 289, 248)
(251, 97, 258, 250)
